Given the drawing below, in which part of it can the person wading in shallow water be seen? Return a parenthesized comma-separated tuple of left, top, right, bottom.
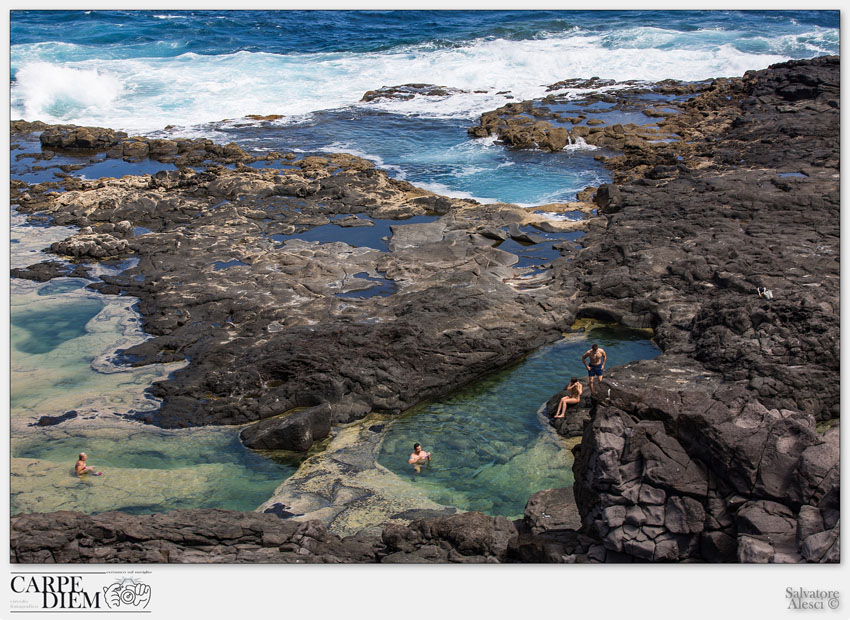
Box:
(582, 343, 607, 395)
(554, 377, 582, 418)
(408, 442, 431, 475)
(75, 452, 102, 476)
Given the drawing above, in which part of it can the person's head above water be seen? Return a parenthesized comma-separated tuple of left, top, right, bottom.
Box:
(78, 453, 87, 461)
(413, 442, 421, 452)
(591, 343, 599, 351)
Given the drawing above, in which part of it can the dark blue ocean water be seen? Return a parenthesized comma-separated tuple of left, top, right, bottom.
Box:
(10, 10, 839, 57)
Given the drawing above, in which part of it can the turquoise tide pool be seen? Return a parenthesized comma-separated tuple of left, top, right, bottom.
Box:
(377, 325, 660, 518)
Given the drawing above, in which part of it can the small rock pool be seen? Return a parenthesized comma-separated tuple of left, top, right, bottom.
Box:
(376, 325, 660, 518)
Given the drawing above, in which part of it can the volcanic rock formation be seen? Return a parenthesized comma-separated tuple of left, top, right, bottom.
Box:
(10, 56, 840, 563)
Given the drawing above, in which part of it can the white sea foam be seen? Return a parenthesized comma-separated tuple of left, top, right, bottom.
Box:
(13, 62, 123, 121)
(452, 165, 489, 178)
(470, 135, 501, 147)
(9, 26, 832, 134)
(563, 137, 598, 151)
(538, 211, 587, 222)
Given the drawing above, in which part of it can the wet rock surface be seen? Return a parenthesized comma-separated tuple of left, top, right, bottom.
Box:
(9, 57, 839, 562)
(467, 79, 695, 152)
(35, 123, 258, 166)
(256, 412, 458, 538)
(360, 83, 467, 103)
(240, 404, 332, 452)
(10, 261, 91, 282)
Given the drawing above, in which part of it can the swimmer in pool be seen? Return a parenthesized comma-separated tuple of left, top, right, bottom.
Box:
(408, 442, 431, 474)
(75, 452, 102, 476)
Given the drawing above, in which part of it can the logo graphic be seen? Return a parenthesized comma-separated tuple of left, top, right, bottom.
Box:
(103, 580, 152, 610)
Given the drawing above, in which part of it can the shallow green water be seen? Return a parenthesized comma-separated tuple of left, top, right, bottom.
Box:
(9, 272, 301, 516)
(37, 279, 89, 296)
(377, 326, 660, 518)
(13, 429, 303, 515)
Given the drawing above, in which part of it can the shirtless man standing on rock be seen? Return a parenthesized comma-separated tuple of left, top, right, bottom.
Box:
(582, 343, 607, 395)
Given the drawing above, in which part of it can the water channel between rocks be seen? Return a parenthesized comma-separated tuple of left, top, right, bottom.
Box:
(11, 257, 659, 520)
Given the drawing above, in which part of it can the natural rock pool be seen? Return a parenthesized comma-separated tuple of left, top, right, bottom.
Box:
(12, 425, 306, 516)
(376, 324, 660, 518)
(9, 222, 305, 516)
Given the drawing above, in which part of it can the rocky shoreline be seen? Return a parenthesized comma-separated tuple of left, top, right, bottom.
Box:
(10, 56, 839, 562)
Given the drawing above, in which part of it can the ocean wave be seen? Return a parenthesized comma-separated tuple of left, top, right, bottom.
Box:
(10, 24, 834, 134)
(12, 62, 123, 121)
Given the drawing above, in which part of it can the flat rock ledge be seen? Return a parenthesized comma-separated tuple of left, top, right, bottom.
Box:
(11, 488, 590, 564)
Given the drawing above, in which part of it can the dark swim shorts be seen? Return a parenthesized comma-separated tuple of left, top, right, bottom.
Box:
(588, 363, 603, 377)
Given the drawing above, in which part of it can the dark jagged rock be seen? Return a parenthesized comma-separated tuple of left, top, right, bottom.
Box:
(50, 233, 130, 259)
(570, 57, 839, 420)
(263, 503, 299, 519)
(240, 404, 332, 451)
(539, 57, 840, 563)
(23, 122, 259, 166)
(381, 512, 517, 563)
(11, 261, 90, 282)
(543, 383, 590, 438)
(522, 487, 582, 534)
(570, 370, 838, 563)
(13, 144, 579, 431)
(9, 487, 588, 564)
(9, 508, 516, 564)
(360, 83, 466, 103)
(468, 80, 686, 152)
(9, 509, 380, 564)
(39, 125, 127, 151)
(11, 119, 51, 134)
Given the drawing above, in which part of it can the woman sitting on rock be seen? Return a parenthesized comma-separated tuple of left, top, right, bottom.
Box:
(553, 378, 582, 418)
